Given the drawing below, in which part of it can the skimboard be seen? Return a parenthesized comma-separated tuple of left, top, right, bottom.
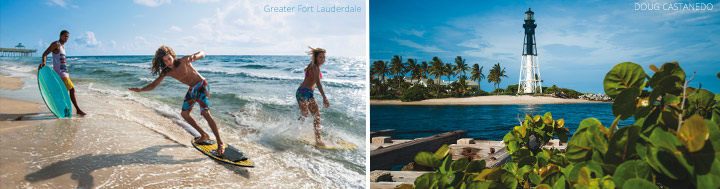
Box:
(37, 66, 72, 118)
(191, 137, 254, 167)
(301, 135, 357, 150)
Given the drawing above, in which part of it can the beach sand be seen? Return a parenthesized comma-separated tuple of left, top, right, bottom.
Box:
(0, 74, 24, 91)
(370, 95, 599, 105)
(0, 73, 346, 188)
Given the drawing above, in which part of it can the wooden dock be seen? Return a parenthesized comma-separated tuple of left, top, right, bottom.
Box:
(370, 129, 395, 138)
(370, 130, 467, 170)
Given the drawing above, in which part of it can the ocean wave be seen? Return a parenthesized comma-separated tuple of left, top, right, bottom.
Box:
(196, 68, 364, 89)
(236, 64, 275, 69)
(116, 63, 151, 69)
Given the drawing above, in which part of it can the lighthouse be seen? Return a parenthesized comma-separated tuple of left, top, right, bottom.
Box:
(518, 8, 542, 94)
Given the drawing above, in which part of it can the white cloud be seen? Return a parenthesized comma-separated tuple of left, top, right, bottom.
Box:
(120, 0, 365, 56)
(391, 38, 446, 53)
(394, 29, 426, 37)
(46, 0, 66, 7)
(110, 40, 117, 48)
(170, 25, 182, 32)
(133, 0, 171, 7)
(75, 31, 102, 48)
(188, 0, 220, 3)
(135, 36, 152, 47)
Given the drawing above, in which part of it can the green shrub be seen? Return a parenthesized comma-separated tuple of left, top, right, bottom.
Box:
(401, 84, 429, 102)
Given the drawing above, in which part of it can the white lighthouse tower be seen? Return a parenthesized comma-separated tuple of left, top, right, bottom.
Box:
(518, 8, 542, 94)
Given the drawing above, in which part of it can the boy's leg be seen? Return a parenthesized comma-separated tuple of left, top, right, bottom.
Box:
(195, 81, 224, 156)
(181, 110, 210, 142)
(201, 109, 224, 156)
(63, 78, 85, 115)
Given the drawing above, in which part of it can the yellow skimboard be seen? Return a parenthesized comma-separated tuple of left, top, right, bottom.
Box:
(191, 137, 254, 167)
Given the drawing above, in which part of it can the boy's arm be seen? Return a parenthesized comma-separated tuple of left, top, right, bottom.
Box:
(129, 73, 166, 92)
(180, 51, 205, 64)
(38, 42, 58, 69)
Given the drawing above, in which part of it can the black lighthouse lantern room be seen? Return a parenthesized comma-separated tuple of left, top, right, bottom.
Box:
(523, 8, 537, 56)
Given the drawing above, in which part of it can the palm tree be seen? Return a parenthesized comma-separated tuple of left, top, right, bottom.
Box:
(371, 60, 389, 96)
(389, 55, 405, 77)
(421, 61, 429, 79)
(487, 63, 508, 94)
(454, 56, 468, 79)
(372, 60, 388, 82)
(406, 59, 419, 83)
(470, 64, 485, 91)
(429, 57, 444, 97)
(457, 76, 469, 97)
(444, 63, 454, 83)
(389, 55, 405, 90)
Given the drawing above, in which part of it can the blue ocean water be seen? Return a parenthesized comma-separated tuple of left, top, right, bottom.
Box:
(0, 55, 367, 188)
(370, 103, 636, 141)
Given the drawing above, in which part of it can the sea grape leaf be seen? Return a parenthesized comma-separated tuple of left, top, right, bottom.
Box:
(604, 62, 647, 98)
(612, 160, 651, 187)
(541, 172, 564, 187)
(622, 178, 658, 189)
(474, 167, 504, 182)
(530, 173, 543, 186)
(465, 181, 493, 189)
(465, 160, 486, 173)
(435, 144, 451, 159)
(648, 62, 685, 89)
(577, 167, 590, 185)
(605, 125, 640, 166)
(415, 173, 448, 189)
(688, 88, 715, 116)
(415, 151, 441, 168)
(647, 128, 691, 180)
(567, 118, 608, 163)
(568, 161, 604, 183)
(503, 132, 521, 154)
(518, 156, 537, 168)
(512, 149, 532, 162)
(677, 114, 709, 152)
(601, 175, 615, 189)
(439, 154, 452, 175)
(647, 75, 683, 107)
(499, 171, 518, 189)
(576, 118, 609, 137)
(612, 87, 641, 121)
(451, 158, 469, 173)
(544, 112, 554, 126)
(551, 175, 567, 189)
(690, 120, 720, 189)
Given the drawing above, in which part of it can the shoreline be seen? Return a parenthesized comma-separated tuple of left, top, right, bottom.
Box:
(0, 74, 25, 91)
(0, 72, 355, 188)
(370, 95, 606, 105)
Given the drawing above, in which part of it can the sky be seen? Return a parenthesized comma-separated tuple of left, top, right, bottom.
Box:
(1, 0, 366, 57)
(370, 0, 720, 94)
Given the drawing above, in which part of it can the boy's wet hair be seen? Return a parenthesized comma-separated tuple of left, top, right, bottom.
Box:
(151, 46, 177, 75)
(60, 30, 69, 36)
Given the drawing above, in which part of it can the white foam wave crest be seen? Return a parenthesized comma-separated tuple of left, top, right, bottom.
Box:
(226, 102, 365, 187)
(195, 67, 365, 88)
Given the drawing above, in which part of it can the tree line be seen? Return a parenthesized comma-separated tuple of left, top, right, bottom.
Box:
(370, 55, 508, 101)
